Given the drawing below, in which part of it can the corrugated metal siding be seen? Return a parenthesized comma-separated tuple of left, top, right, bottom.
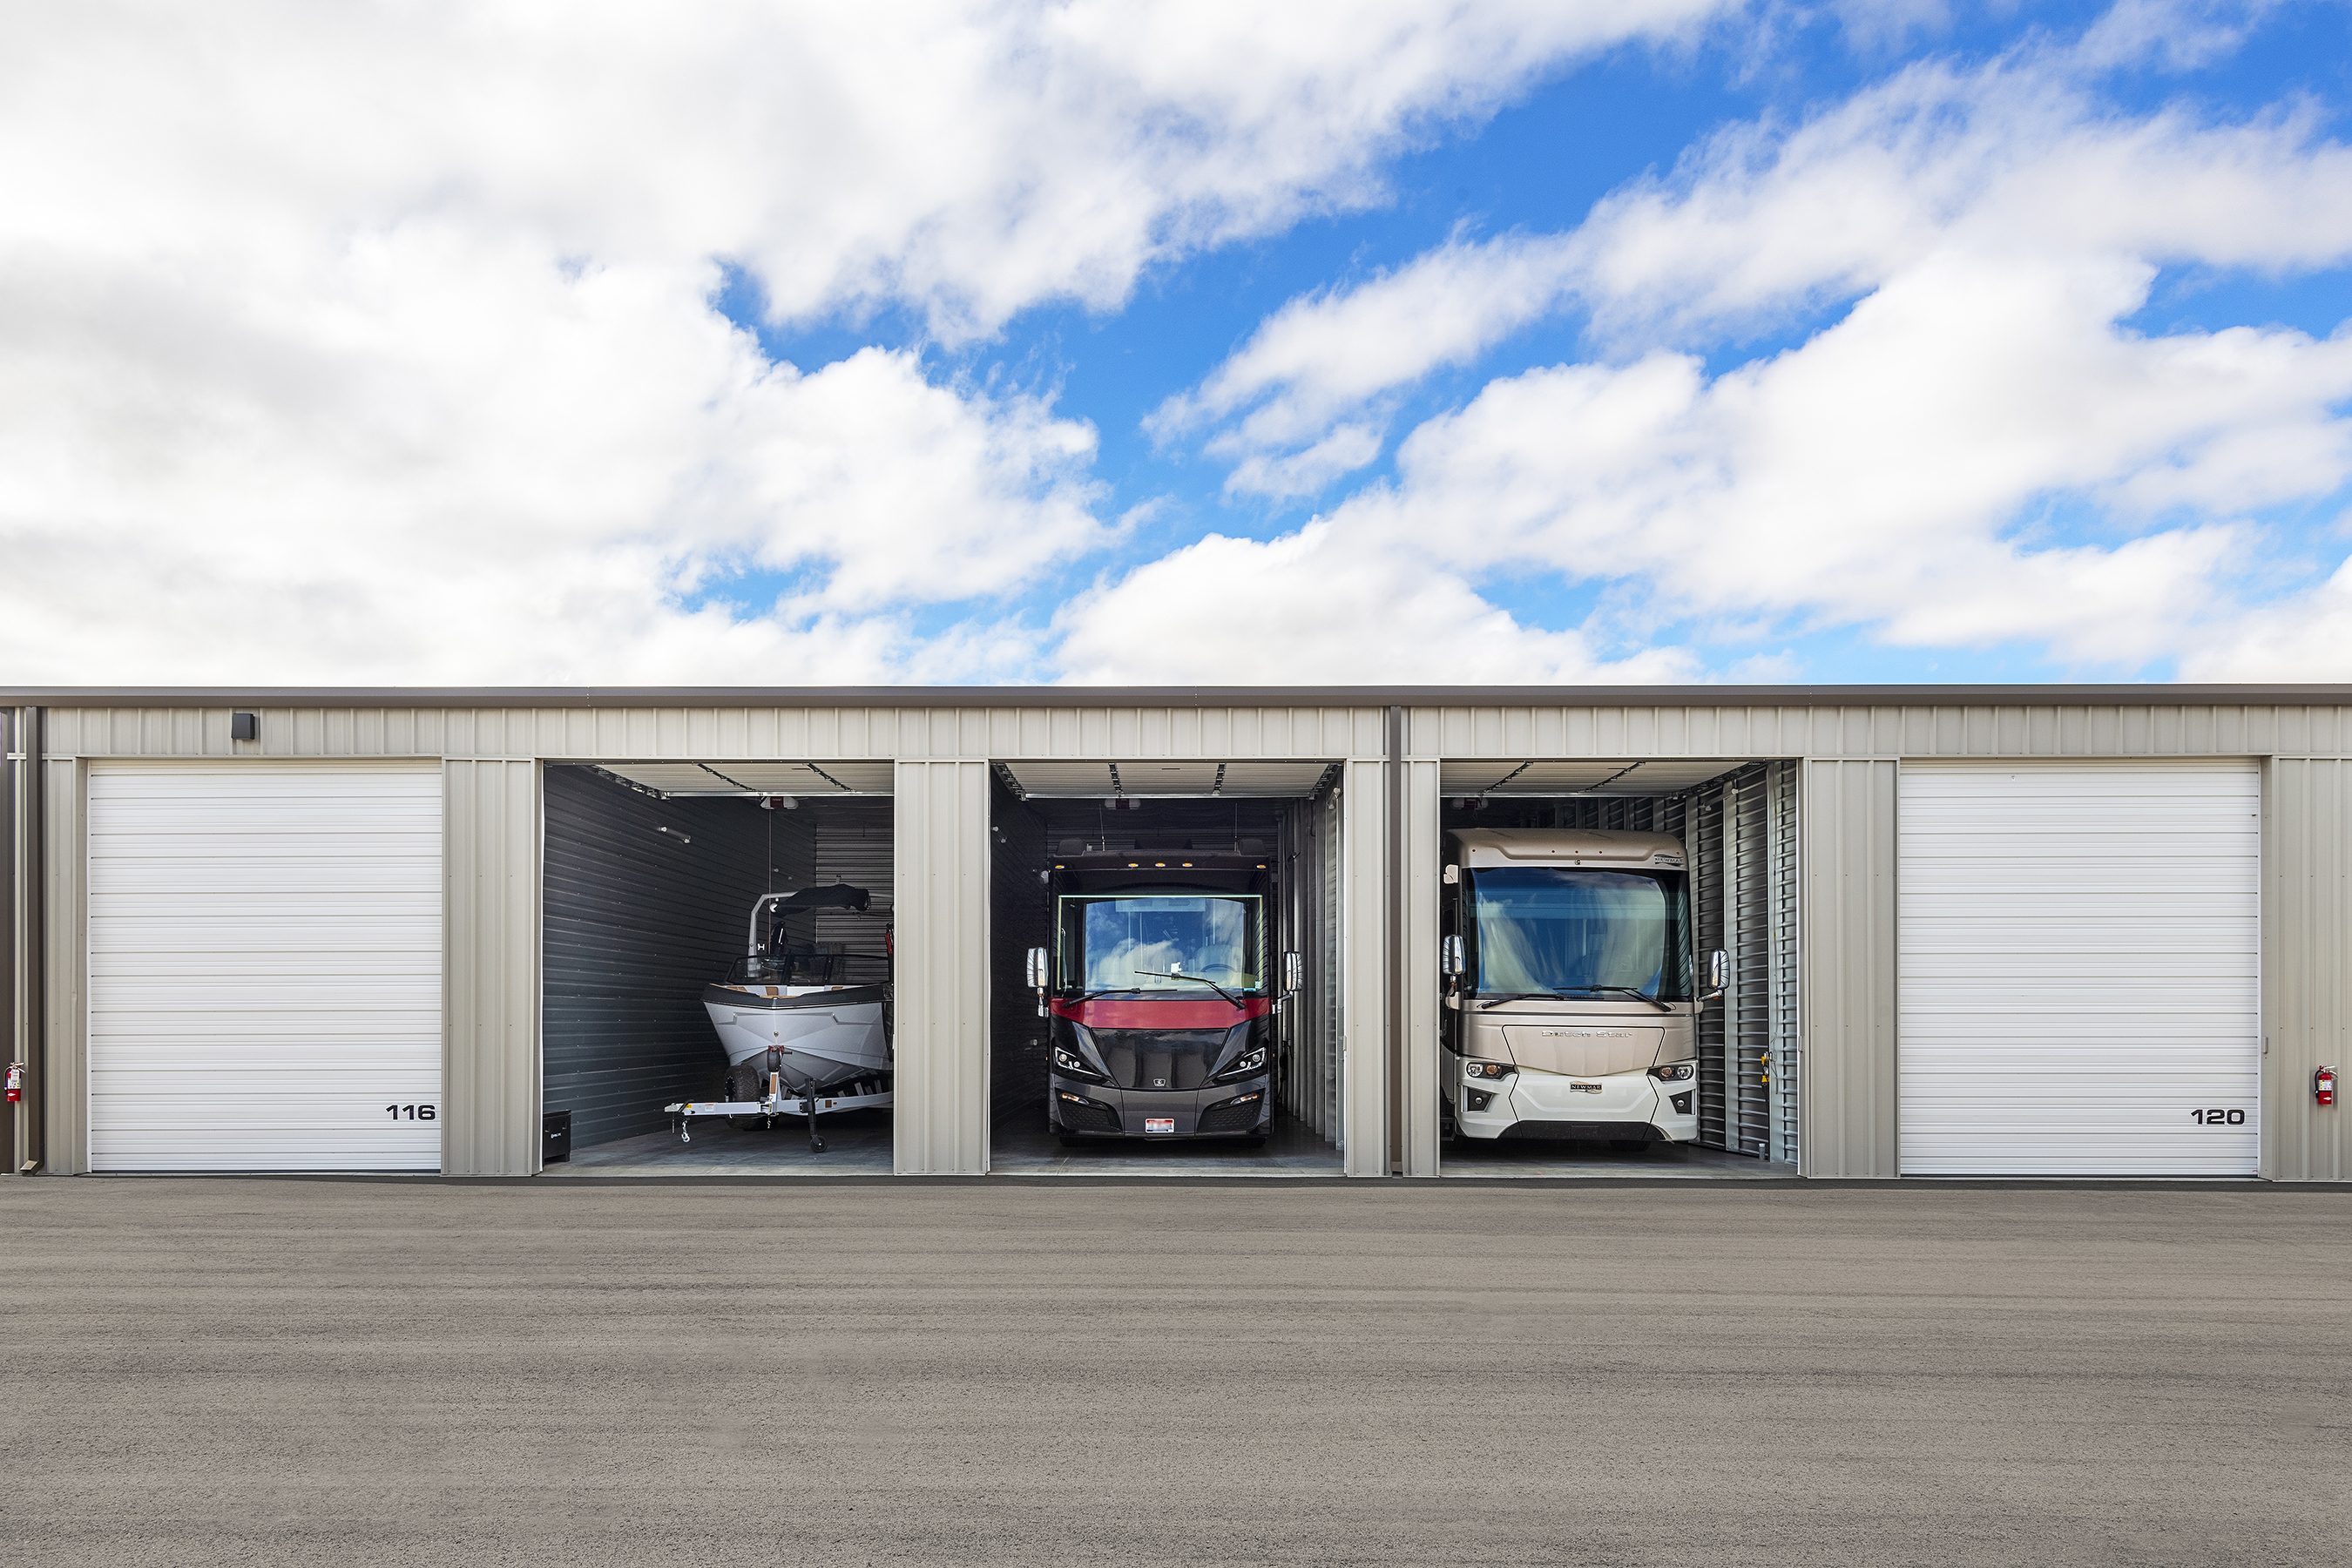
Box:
(1767, 761, 1801, 1165)
(1274, 779, 1346, 1143)
(988, 776, 1049, 1132)
(1319, 784, 1344, 1142)
(3, 710, 15, 1175)
(894, 760, 990, 1175)
(2265, 759, 2351, 1182)
(1898, 760, 2261, 1177)
(1340, 760, 1386, 1176)
(1683, 767, 1788, 1159)
(41, 699, 2352, 769)
(43, 758, 85, 1173)
(541, 767, 774, 1151)
(1400, 759, 1443, 1176)
(1693, 785, 1729, 1148)
(1800, 759, 1899, 1178)
(443, 759, 539, 1177)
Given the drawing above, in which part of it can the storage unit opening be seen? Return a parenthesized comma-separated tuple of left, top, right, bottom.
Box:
(1436, 758, 1801, 1179)
(539, 760, 895, 1175)
(987, 760, 1345, 1175)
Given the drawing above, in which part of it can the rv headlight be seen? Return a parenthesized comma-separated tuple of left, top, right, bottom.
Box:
(1649, 1061, 1696, 1081)
(1213, 1044, 1268, 1082)
(1463, 1060, 1515, 1081)
(1051, 1044, 1105, 1081)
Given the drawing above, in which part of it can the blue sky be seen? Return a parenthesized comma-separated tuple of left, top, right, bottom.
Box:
(4, 2, 2351, 685)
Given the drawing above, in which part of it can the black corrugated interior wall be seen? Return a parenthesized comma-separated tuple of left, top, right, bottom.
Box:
(544, 767, 782, 1149)
(810, 799, 895, 983)
(989, 774, 1051, 1129)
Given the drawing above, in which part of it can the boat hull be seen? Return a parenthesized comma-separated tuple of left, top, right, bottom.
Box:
(701, 982, 890, 1093)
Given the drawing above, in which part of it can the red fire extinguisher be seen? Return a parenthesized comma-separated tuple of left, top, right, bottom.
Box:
(4, 1062, 23, 1105)
(2318, 1066, 2338, 1107)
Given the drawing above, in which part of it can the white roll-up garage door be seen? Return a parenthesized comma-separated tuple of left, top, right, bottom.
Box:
(88, 763, 443, 1172)
(1898, 760, 2259, 1176)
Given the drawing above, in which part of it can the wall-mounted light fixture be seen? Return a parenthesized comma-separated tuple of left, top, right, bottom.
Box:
(657, 825, 692, 845)
(230, 713, 259, 741)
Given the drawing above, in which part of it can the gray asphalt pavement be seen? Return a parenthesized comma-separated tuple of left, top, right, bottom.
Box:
(3, 1178, 2347, 1567)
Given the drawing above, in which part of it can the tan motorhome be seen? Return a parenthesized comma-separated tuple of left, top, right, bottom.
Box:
(1441, 828, 1720, 1147)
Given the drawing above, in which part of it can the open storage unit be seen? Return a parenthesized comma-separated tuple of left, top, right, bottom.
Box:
(540, 760, 894, 1174)
(1434, 757, 1801, 1179)
(986, 760, 1345, 1173)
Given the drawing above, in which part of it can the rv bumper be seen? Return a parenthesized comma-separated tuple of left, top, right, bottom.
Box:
(1050, 1073, 1273, 1138)
(1450, 1062, 1699, 1144)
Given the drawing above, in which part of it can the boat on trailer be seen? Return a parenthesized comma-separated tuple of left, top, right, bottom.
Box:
(666, 885, 891, 1151)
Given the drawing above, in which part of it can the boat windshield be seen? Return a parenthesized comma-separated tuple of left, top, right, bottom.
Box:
(1058, 893, 1264, 995)
(1470, 868, 1690, 1001)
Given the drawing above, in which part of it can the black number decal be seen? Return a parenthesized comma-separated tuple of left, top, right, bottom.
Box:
(418, 1105, 436, 1121)
(386, 1105, 439, 1121)
(2226, 1108, 2245, 1125)
(2189, 1108, 2247, 1125)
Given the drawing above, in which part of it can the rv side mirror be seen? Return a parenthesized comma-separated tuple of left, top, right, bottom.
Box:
(1442, 934, 1464, 977)
(1707, 948, 1727, 999)
(1026, 946, 1050, 1015)
(1282, 950, 1303, 995)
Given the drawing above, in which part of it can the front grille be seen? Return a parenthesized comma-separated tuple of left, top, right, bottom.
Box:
(1497, 1121, 1663, 1143)
(1092, 1029, 1228, 1090)
(1057, 1097, 1120, 1132)
(1197, 1093, 1264, 1134)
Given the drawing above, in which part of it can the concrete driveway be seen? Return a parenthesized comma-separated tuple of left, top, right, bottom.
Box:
(3, 1179, 2346, 1566)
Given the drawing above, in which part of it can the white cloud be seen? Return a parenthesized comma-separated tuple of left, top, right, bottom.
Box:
(1169, 41, 2352, 510)
(1148, 232, 1579, 493)
(0, 0, 1741, 682)
(1052, 522, 1700, 684)
(0, 233, 1103, 682)
(1108, 30, 2352, 680)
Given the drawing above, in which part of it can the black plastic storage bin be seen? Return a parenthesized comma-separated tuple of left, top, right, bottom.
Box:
(543, 1110, 571, 1165)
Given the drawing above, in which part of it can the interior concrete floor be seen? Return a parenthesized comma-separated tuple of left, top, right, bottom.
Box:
(1441, 1136, 1796, 1179)
(544, 1108, 894, 1175)
(5, 1179, 2345, 1567)
(988, 1111, 1342, 1174)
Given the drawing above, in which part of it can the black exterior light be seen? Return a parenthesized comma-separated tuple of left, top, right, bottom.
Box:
(229, 713, 259, 741)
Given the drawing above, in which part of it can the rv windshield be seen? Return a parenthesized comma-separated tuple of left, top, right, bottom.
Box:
(1470, 868, 1690, 1001)
(1058, 894, 1264, 994)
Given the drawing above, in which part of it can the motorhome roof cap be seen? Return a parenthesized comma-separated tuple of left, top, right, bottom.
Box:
(1447, 828, 1686, 868)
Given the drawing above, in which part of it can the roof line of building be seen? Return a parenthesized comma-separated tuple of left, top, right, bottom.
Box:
(8, 683, 2352, 710)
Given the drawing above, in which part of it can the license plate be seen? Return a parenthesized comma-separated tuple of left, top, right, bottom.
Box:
(1570, 1082, 1602, 1093)
(1145, 1118, 1176, 1134)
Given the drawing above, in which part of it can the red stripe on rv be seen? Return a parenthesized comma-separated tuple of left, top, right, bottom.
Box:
(1050, 997, 1270, 1028)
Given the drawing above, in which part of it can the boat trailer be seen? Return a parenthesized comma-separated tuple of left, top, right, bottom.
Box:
(665, 1062, 892, 1153)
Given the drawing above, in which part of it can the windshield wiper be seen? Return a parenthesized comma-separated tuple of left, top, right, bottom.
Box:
(1479, 986, 1673, 1014)
(1070, 985, 1152, 1004)
(1557, 984, 1673, 1014)
(1132, 969, 1243, 1007)
(1478, 990, 1565, 1010)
